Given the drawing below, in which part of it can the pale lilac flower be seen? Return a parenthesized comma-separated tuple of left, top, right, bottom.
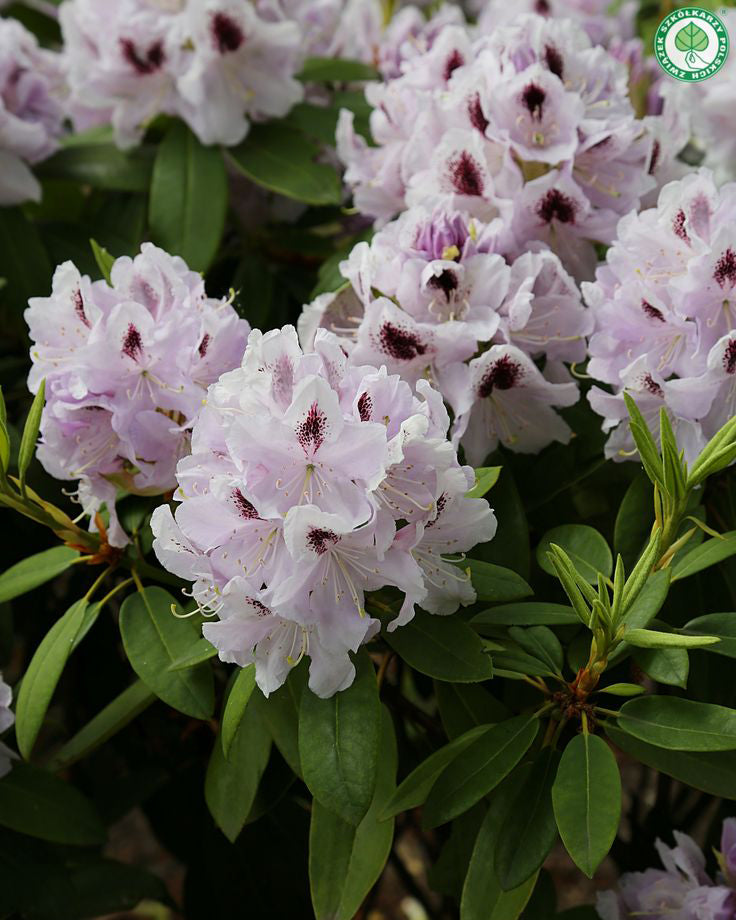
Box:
(59, 0, 304, 148)
(25, 243, 250, 547)
(586, 169, 736, 463)
(597, 822, 736, 920)
(151, 325, 495, 697)
(0, 673, 15, 779)
(0, 16, 64, 204)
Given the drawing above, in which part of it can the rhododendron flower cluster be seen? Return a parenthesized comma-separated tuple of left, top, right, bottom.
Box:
(0, 15, 64, 205)
(597, 819, 736, 920)
(0, 673, 15, 779)
(300, 205, 587, 463)
(25, 244, 250, 547)
(337, 12, 672, 280)
(586, 169, 736, 465)
(59, 0, 305, 148)
(150, 325, 496, 697)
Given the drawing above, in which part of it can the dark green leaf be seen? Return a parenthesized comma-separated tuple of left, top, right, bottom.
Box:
(37, 143, 153, 191)
(385, 609, 493, 682)
(632, 646, 689, 688)
(496, 750, 560, 889)
(228, 123, 341, 205)
(0, 207, 52, 313)
(309, 707, 396, 920)
(672, 532, 736, 581)
(167, 636, 217, 671)
(508, 626, 564, 675)
(18, 380, 45, 489)
(260, 672, 304, 777)
(618, 696, 736, 751)
(298, 56, 379, 82)
(435, 681, 510, 739)
(0, 763, 105, 845)
(119, 587, 214, 719)
(380, 724, 491, 819)
(221, 665, 256, 758)
(149, 121, 227, 271)
(465, 559, 533, 603)
(552, 733, 621, 877)
(423, 714, 539, 828)
(299, 650, 380, 825)
(537, 525, 612, 584)
(205, 698, 271, 842)
(0, 547, 78, 604)
(471, 603, 579, 627)
(15, 599, 88, 759)
(48, 680, 155, 770)
(606, 724, 736, 799)
(683, 612, 736, 658)
(614, 473, 652, 569)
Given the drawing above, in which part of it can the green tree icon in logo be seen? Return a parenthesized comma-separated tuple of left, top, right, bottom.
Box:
(675, 21, 710, 68)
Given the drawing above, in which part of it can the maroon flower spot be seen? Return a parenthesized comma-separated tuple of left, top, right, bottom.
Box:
(427, 269, 459, 301)
(297, 401, 327, 453)
(714, 248, 736, 289)
(425, 492, 447, 529)
(121, 323, 143, 361)
(232, 488, 260, 520)
(120, 38, 165, 75)
(536, 189, 577, 225)
(642, 374, 663, 397)
(478, 355, 522, 397)
(73, 288, 89, 328)
(468, 93, 489, 134)
(357, 392, 373, 422)
(248, 599, 271, 617)
(648, 140, 661, 175)
(379, 322, 428, 361)
(211, 11, 244, 54)
(536, 0, 551, 14)
(448, 151, 484, 197)
(724, 340, 736, 375)
(522, 83, 546, 120)
(198, 333, 211, 358)
(306, 527, 339, 555)
(543, 44, 563, 79)
(672, 209, 689, 242)
(443, 49, 465, 81)
(641, 299, 665, 322)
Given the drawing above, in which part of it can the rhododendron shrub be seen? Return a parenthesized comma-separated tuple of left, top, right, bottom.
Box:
(1, 2, 736, 919)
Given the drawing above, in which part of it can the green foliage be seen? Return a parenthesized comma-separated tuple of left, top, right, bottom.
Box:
(0, 546, 78, 603)
(617, 697, 736, 751)
(537, 524, 612, 584)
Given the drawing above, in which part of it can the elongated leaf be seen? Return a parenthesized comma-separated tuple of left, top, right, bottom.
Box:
(299, 650, 380, 825)
(15, 599, 88, 759)
(384, 609, 493, 682)
(609, 570, 671, 666)
(149, 121, 227, 272)
(508, 626, 564, 675)
(472, 603, 578, 627)
(205, 699, 271, 842)
(37, 143, 153, 191)
(0, 547, 78, 604)
(423, 714, 539, 828)
(552, 734, 621, 877)
(598, 683, 645, 697)
(466, 559, 533, 602)
(309, 707, 396, 920)
(435, 681, 510, 739)
(48, 680, 155, 770)
(606, 724, 736, 799)
(18, 380, 45, 489)
(0, 763, 105, 845)
(119, 587, 214, 719)
(168, 636, 217, 671)
(380, 724, 491, 819)
(632, 646, 689, 688)
(537, 525, 612, 584)
(90, 239, 114, 283)
(672, 532, 736, 580)
(683, 613, 736, 659)
(614, 473, 652, 568)
(221, 665, 256, 758)
(467, 466, 502, 499)
(496, 750, 560, 889)
(461, 782, 538, 920)
(623, 628, 718, 649)
(228, 123, 341, 205)
(298, 56, 379, 82)
(618, 697, 736, 751)
(260, 670, 304, 777)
